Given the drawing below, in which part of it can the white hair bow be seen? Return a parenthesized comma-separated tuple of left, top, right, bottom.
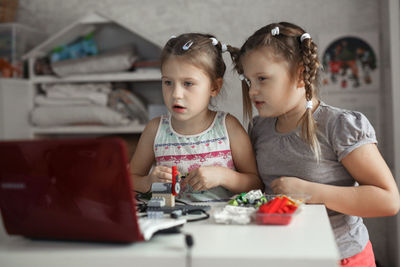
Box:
(271, 26, 279, 36)
(300, 33, 311, 42)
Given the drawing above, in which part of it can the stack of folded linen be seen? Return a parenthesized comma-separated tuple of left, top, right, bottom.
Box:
(31, 83, 132, 127)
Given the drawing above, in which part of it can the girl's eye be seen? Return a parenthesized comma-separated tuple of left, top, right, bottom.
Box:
(163, 80, 172, 86)
(184, 81, 193, 87)
(258, 76, 267, 81)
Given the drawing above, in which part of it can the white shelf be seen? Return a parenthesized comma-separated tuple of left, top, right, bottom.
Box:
(32, 123, 146, 135)
(31, 68, 161, 83)
(22, 12, 163, 139)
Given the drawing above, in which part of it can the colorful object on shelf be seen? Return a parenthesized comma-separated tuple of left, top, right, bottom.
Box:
(0, 58, 21, 78)
(50, 32, 98, 62)
(228, 189, 267, 208)
(255, 195, 302, 225)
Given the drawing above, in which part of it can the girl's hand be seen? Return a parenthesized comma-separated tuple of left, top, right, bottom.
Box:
(270, 176, 309, 195)
(148, 166, 173, 184)
(182, 166, 221, 191)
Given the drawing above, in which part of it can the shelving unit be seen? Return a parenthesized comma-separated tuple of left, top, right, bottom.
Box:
(31, 68, 161, 83)
(0, 78, 33, 140)
(23, 12, 163, 138)
(32, 124, 145, 135)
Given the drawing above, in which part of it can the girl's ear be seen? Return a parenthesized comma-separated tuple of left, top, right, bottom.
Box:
(296, 66, 305, 88)
(211, 78, 223, 97)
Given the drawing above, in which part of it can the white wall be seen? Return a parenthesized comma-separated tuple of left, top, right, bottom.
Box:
(15, 0, 398, 266)
(17, 0, 381, 125)
(387, 0, 400, 266)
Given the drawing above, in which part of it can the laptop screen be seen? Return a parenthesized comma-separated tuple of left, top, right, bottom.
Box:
(0, 137, 143, 242)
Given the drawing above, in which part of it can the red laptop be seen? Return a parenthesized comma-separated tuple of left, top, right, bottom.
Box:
(0, 137, 184, 243)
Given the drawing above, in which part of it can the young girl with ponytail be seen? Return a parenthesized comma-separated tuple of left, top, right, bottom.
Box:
(130, 33, 263, 202)
(229, 22, 400, 266)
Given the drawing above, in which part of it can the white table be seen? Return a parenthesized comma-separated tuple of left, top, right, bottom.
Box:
(0, 204, 339, 267)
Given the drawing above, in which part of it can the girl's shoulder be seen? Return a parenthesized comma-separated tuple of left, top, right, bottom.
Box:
(224, 112, 241, 127)
(146, 116, 162, 129)
(141, 116, 162, 140)
(316, 102, 377, 159)
(251, 115, 275, 127)
(224, 112, 246, 134)
(248, 115, 275, 135)
(316, 102, 374, 133)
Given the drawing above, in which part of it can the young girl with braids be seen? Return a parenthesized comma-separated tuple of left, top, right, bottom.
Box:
(229, 22, 400, 266)
(130, 33, 263, 201)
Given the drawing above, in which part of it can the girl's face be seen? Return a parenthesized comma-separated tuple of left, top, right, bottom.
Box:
(161, 57, 219, 122)
(241, 47, 305, 118)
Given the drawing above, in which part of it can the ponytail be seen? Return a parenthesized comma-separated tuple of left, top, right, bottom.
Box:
(226, 45, 253, 125)
(298, 36, 321, 161)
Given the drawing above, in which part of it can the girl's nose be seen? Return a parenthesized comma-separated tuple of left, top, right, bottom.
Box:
(172, 85, 184, 99)
(248, 84, 258, 97)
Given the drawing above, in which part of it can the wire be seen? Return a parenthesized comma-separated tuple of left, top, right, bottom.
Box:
(184, 232, 194, 267)
(136, 195, 210, 222)
(175, 199, 189, 205)
(152, 226, 194, 267)
(185, 209, 210, 222)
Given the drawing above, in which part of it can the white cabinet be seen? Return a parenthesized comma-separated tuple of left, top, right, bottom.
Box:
(0, 79, 32, 140)
(29, 69, 161, 137)
(24, 12, 163, 139)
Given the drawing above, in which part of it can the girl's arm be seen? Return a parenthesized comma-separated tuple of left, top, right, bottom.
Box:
(312, 143, 399, 217)
(272, 143, 400, 217)
(184, 114, 263, 193)
(130, 117, 173, 193)
(222, 114, 264, 192)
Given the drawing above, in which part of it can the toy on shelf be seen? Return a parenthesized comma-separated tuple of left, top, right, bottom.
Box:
(148, 166, 181, 208)
(50, 32, 98, 63)
(0, 58, 21, 78)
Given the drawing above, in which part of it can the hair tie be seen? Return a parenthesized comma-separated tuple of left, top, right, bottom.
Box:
(210, 37, 218, 46)
(271, 26, 280, 36)
(300, 33, 311, 42)
(239, 74, 245, 81)
(221, 43, 228, 53)
(306, 100, 313, 109)
(210, 37, 228, 53)
(182, 40, 194, 50)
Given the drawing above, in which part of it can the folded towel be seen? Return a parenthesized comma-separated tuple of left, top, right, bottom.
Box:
(45, 91, 108, 106)
(42, 82, 112, 94)
(31, 106, 130, 127)
(51, 46, 137, 76)
(34, 95, 97, 106)
(41, 83, 111, 106)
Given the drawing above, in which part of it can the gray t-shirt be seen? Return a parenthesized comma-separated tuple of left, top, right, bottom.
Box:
(248, 101, 377, 259)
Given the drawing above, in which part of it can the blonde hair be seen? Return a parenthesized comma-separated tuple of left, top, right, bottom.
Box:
(228, 22, 321, 160)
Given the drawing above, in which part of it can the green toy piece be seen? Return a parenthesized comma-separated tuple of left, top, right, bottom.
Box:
(229, 190, 267, 208)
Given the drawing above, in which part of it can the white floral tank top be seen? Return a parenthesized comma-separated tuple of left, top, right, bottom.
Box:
(153, 111, 235, 201)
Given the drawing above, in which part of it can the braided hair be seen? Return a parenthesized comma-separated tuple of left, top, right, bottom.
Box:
(229, 22, 321, 160)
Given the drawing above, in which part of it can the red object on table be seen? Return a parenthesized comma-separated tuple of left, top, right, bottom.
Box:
(172, 166, 178, 195)
(256, 196, 299, 225)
